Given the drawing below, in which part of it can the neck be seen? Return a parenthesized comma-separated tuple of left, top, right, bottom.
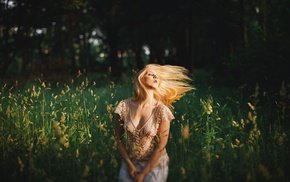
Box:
(139, 90, 156, 107)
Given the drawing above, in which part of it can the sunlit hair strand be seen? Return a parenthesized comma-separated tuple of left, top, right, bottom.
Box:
(133, 64, 194, 108)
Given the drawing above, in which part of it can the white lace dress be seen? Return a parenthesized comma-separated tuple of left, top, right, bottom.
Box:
(114, 98, 174, 182)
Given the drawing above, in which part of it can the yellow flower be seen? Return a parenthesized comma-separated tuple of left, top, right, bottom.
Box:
(63, 142, 69, 148)
(59, 136, 67, 144)
(181, 166, 186, 176)
(54, 121, 62, 136)
(76, 149, 79, 158)
(181, 125, 190, 139)
(82, 165, 90, 177)
(247, 102, 255, 111)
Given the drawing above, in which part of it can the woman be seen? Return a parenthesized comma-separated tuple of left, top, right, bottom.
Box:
(114, 64, 194, 182)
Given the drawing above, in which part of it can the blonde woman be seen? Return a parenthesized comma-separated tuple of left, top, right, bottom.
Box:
(114, 64, 194, 182)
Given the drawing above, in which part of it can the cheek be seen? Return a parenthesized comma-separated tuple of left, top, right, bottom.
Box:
(144, 76, 151, 82)
(141, 76, 147, 83)
(141, 77, 150, 86)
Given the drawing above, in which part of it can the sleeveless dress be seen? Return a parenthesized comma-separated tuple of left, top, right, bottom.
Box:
(114, 98, 174, 182)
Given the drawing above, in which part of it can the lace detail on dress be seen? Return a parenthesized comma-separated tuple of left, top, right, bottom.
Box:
(114, 99, 174, 162)
(114, 100, 126, 119)
(157, 105, 174, 124)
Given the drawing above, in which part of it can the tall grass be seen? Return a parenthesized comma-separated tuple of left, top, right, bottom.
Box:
(0, 71, 289, 182)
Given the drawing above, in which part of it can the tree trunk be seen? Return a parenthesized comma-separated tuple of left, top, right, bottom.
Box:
(181, 1, 196, 72)
(187, 1, 196, 72)
(68, 11, 76, 74)
(259, 0, 267, 42)
(107, 3, 121, 78)
(240, 0, 248, 48)
(1, 26, 11, 77)
(132, 30, 143, 70)
(1, 2, 11, 77)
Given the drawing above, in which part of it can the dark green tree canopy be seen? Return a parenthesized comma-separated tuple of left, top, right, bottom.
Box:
(1, 0, 289, 86)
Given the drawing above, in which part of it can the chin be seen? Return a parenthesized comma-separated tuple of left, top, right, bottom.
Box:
(147, 85, 157, 89)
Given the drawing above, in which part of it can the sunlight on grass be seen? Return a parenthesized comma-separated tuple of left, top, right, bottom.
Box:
(0, 72, 289, 181)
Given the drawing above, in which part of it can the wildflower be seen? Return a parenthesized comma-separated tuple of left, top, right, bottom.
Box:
(110, 81, 115, 88)
(17, 157, 25, 172)
(42, 139, 48, 146)
(54, 121, 62, 136)
(248, 102, 255, 111)
(246, 172, 252, 181)
(60, 113, 66, 123)
(6, 106, 11, 118)
(231, 143, 238, 148)
(97, 122, 107, 132)
(77, 70, 82, 78)
(76, 149, 79, 158)
(213, 138, 223, 143)
(63, 142, 69, 148)
(181, 124, 190, 139)
(258, 164, 272, 181)
(235, 139, 240, 145)
(59, 136, 67, 144)
(200, 97, 213, 115)
(86, 77, 89, 87)
(57, 153, 62, 158)
(240, 119, 245, 128)
(99, 159, 103, 167)
(207, 105, 213, 115)
(248, 111, 253, 121)
(232, 121, 239, 127)
(181, 114, 185, 120)
(181, 166, 186, 176)
(65, 85, 70, 93)
(91, 152, 97, 157)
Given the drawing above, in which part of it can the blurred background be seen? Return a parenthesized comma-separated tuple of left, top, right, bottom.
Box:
(1, 0, 289, 87)
(1, 1, 290, 181)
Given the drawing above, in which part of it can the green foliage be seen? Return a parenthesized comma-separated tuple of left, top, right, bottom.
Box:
(0, 73, 289, 181)
(226, 0, 290, 88)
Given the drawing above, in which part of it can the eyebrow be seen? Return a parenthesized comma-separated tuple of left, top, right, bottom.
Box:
(147, 71, 156, 74)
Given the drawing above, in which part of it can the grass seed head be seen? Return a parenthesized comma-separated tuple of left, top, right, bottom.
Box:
(181, 124, 190, 139)
(54, 121, 62, 136)
(82, 165, 90, 177)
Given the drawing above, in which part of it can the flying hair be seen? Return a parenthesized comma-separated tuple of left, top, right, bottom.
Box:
(133, 64, 195, 108)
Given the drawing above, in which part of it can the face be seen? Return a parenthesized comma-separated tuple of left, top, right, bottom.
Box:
(142, 69, 159, 89)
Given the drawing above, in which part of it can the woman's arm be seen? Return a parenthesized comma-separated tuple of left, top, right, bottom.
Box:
(136, 119, 171, 182)
(114, 114, 137, 178)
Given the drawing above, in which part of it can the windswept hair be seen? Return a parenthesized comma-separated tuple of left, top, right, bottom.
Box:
(133, 64, 194, 108)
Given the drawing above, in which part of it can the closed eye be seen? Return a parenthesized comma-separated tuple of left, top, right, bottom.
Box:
(148, 73, 158, 79)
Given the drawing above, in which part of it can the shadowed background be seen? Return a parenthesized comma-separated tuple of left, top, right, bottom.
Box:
(0, 0, 289, 181)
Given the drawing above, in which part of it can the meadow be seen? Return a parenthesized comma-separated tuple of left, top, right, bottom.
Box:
(0, 70, 289, 182)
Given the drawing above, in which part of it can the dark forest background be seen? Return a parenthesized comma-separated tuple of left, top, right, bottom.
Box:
(1, 1, 290, 181)
(0, 0, 289, 87)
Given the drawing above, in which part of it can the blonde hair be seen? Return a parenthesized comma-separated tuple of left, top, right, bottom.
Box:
(133, 64, 194, 107)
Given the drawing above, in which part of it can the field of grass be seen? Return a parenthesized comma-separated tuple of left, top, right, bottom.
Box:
(0, 70, 289, 182)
